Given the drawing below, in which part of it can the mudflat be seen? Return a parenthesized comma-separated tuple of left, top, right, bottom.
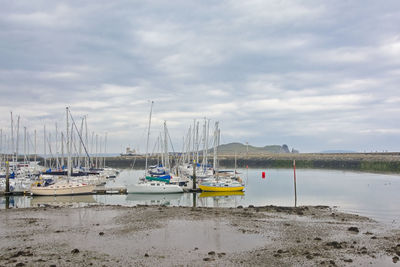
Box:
(0, 205, 399, 266)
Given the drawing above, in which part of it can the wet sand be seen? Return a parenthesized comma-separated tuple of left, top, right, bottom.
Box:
(1, 205, 399, 266)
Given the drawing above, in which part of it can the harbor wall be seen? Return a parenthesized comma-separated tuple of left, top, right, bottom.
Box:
(104, 153, 400, 173)
(4, 153, 400, 173)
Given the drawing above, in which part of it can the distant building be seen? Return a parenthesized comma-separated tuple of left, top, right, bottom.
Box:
(120, 147, 137, 156)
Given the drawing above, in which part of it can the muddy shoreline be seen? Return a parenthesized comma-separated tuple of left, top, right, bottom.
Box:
(1, 205, 399, 266)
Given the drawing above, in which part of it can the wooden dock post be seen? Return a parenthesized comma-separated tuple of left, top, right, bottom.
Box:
(5, 196, 10, 209)
(5, 161, 10, 194)
(192, 192, 196, 208)
(192, 160, 197, 190)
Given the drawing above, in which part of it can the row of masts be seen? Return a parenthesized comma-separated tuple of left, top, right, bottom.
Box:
(146, 116, 221, 173)
(180, 119, 220, 168)
(0, 110, 108, 171)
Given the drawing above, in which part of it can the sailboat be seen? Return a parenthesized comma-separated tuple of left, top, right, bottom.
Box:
(30, 107, 95, 196)
(198, 179, 244, 192)
(127, 102, 183, 194)
(128, 180, 183, 194)
(30, 180, 95, 196)
(198, 122, 245, 192)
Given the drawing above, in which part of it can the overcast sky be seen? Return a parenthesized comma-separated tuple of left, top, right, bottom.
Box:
(1, 1, 400, 153)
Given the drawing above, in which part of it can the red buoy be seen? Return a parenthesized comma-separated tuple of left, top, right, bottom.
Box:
(262, 171, 265, 179)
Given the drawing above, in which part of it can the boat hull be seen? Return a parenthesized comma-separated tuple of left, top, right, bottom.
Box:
(127, 183, 183, 194)
(30, 184, 95, 196)
(198, 184, 244, 192)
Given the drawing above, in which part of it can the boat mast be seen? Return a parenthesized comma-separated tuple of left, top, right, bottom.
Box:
(192, 119, 196, 163)
(48, 132, 52, 169)
(202, 118, 206, 168)
(55, 123, 59, 169)
(23, 126, 27, 163)
(187, 126, 191, 164)
(195, 121, 199, 164)
(181, 135, 185, 167)
(164, 121, 169, 170)
(34, 129, 37, 163)
(213, 121, 219, 175)
(61, 132, 64, 168)
(103, 132, 107, 168)
(78, 118, 84, 168)
(91, 131, 94, 168)
(7, 134, 11, 162)
(144, 101, 154, 175)
(234, 152, 237, 178)
(205, 119, 210, 170)
(95, 134, 98, 169)
(10, 112, 14, 169)
(15, 115, 20, 165)
(85, 116, 89, 168)
(84, 115, 90, 168)
(43, 125, 46, 169)
(155, 136, 159, 165)
(217, 127, 220, 175)
(66, 107, 71, 177)
(160, 133, 164, 166)
(99, 135, 102, 168)
(27, 130, 30, 163)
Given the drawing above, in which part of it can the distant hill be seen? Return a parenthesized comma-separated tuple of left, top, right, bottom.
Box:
(211, 142, 296, 154)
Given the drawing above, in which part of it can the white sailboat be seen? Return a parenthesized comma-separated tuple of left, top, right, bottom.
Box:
(30, 107, 95, 196)
(128, 181, 183, 194)
(127, 102, 183, 194)
(30, 180, 95, 196)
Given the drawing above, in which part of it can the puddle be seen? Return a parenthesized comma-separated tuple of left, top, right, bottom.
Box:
(67, 219, 269, 262)
(129, 219, 267, 252)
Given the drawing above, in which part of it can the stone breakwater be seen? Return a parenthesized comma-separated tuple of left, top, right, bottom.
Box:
(102, 153, 400, 173)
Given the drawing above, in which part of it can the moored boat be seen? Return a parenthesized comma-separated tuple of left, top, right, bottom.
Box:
(30, 107, 96, 196)
(199, 179, 244, 192)
(30, 180, 95, 196)
(127, 181, 183, 194)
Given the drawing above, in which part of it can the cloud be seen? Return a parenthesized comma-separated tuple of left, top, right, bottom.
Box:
(1, 1, 400, 153)
(4, 4, 75, 28)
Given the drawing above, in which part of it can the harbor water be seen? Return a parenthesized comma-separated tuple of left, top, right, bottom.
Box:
(1, 168, 399, 226)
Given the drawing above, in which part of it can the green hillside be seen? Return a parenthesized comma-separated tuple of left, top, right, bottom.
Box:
(211, 142, 293, 154)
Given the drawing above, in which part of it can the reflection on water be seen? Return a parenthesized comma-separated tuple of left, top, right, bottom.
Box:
(198, 191, 245, 208)
(199, 191, 245, 198)
(0, 195, 31, 209)
(1, 168, 400, 225)
(30, 195, 97, 207)
(126, 193, 182, 206)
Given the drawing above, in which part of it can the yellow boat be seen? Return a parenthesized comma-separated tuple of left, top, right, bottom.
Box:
(199, 179, 245, 192)
(199, 191, 244, 198)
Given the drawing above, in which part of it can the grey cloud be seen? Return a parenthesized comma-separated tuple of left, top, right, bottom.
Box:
(1, 1, 400, 153)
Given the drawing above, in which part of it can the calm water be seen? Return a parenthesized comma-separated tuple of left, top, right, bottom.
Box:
(1, 168, 399, 225)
